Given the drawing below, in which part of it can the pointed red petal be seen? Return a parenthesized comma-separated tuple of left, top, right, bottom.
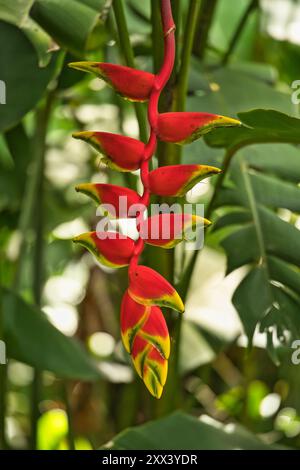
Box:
(131, 335, 168, 399)
(129, 265, 184, 313)
(148, 164, 221, 197)
(68, 62, 154, 102)
(120, 291, 149, 354)
(141, 306, 170, 359)
(157, 112, 241, 144)
(73, 231, 135, 268)
(138, 213, 210, 248)
(75, 183, 141, 218)
(72, 131, 144, 172)
(120, 291, 170, 359)
(120, 291, 170, 398)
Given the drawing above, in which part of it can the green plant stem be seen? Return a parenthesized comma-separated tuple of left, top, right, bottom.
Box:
(1, 103, 53, 450)
(179, 145, 240, 302)
(171, 0, 182, 77)
(193, 0, 218, 59)
(62, 382, 76, 450)
(113, 0, 147, 143)
(0, 289, 7, 449)
(165, 0, 202, 406)
(0, 365, 7, 449)
(168, 0, 201, 165)
(175, 0, 200, 112)
(29, 93, 54, 450)
(221, 0, 258, 66)
(151, 0, 164, 73)
(155, 1, 201, 417)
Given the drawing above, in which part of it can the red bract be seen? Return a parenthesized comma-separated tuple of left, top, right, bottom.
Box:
(128, 265, 184, 313)
(75, 183, 141, 218)
(73, 231, 135, 268)
(121, 291, 170, 358)
(72, 131, 144, 171)
(148, 164, 221, 197)
(138, 213, 210, 248)
(68, 62, 155, 102)
(157, 112, 241, 144)
(131, 336, 168, 399)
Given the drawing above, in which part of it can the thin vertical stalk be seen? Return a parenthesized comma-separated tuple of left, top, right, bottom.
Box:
(151, 0, 164, 73)
(0, 290, 8, 449)
(29, 93, 54, 449)
(193, 0, 218, 59)
(0, 365, 7, 449)
(167, 0, 201, 169)
(113, 0, 148, 143)
(179, 144, 241, 302)
(171, 0, 182, 78)
(221, 0, 258, 66)
(62, 383, 76, 451)
(175, 0, 200, 112)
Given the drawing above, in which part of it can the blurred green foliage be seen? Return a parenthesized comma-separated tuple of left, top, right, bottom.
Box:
(1, 0, 300, 451)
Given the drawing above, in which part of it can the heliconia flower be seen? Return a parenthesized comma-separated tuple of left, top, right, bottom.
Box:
(138, 213, 210, 248)
(148, 164, 221, 197)
(68, 62, 155, 102)
(72, 131, 144, 172)
(73, 231, 135, 268)
(129, 265, 184, 313)
(75, 183, 141, 218)
(156, 112, 241, 144)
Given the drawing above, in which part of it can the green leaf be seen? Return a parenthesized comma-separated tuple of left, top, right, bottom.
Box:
(183, 68, 294, 167)
(179, 321, 216, 374)
(209, 0, 258, 62)
(22, 17, 54, 67)
(202, 110, 300, 349)
(214, 157, 300, 350)
(1, 289, 101, 380)
(216, 166, 300, 213)
(30, 0, 109, 56)
(232, 266, 272, 340)
(102, 411, 285, 450)
(205, 109, 300, 150)
(0, 21, 57, 132)
(0, 0, 34, 26)
(241, 143, 300, 183)
(188, 70, 293, 117)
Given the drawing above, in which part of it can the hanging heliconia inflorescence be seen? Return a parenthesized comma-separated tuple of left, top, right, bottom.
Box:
(69, 0, 240, 398)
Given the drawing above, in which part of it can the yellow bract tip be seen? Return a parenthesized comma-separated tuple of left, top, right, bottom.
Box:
(68, 61, 99, 74)
(72, 131, 94, 140)
(217, 115, 242, 127)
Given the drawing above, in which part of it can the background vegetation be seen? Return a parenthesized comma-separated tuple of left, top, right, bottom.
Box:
(1, 0, 300, 450)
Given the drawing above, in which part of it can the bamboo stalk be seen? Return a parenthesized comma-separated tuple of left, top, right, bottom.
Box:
(113, 0, 148, 143)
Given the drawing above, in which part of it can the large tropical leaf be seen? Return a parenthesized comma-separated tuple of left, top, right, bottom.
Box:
(0, 21, 57, 132)
(102, 411, 285, 450)
(183, 65, 295, 168)
(205, 109, 300, 150)
(0, 0, 34, 25)
(205, 110, 300, 359)
(30, 0, 110, 57)
(1, 288, 101, 380)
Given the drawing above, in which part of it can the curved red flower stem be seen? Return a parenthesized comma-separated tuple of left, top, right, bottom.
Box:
(129, 0, 175, 276)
